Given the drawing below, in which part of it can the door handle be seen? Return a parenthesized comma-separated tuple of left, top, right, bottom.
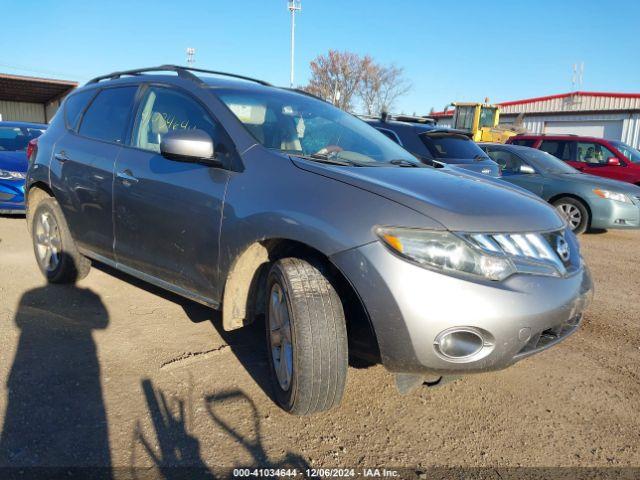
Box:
(116, 169, 139, 185)
(54, 151, 70, 163)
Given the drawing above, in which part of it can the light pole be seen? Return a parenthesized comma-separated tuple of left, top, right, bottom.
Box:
(186, 47, 196, 66)
(288, 0, 301, 88)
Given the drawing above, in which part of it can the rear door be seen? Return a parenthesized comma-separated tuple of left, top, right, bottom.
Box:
(50, 85, 138, 260)
(538, 140, 579, 169)
(113, 84, 234, 300)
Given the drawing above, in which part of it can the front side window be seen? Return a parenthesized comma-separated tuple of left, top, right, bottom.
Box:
(132, 87, 221, 153)
(486, 149, 523, 175)
(420, 133, 489, 163)
(576, 142, 616, 164)
(79, 87, 138, 143)
(539, 140, 572, 161)
(611, 141, 640, 164)
(0, 126, 45, 152)
(215, 88, 418, 166)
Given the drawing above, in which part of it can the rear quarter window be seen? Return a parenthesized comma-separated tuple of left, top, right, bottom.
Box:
(64, 90, 96, 131)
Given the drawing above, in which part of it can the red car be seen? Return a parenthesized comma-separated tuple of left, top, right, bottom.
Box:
(507, 134, 640, 186)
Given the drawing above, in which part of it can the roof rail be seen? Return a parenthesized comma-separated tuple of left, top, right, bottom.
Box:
(86, 64, 272, 87)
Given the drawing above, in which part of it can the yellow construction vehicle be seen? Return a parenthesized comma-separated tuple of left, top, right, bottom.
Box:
(447, 99, 525, 143)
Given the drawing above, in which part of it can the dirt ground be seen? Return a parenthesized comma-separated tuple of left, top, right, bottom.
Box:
(0, 214, 639, 478)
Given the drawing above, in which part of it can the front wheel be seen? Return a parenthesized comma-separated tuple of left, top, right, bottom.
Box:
(265, 258, 348, 415)
(553, 197, 589, 234)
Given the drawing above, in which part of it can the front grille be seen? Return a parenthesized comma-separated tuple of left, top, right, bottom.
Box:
(463, 229, 578, 276)
(516, 315, 582, 357)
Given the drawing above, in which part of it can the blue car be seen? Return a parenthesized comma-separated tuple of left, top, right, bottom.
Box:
(0, 121, 47, 214)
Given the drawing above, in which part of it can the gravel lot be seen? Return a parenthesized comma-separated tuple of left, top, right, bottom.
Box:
(0, 214, 639, 478)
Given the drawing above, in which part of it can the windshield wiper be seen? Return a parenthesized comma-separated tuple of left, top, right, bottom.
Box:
(289, 153, 358, 166)
(474, 154, 488, 162)
(389, 159, 425, 168)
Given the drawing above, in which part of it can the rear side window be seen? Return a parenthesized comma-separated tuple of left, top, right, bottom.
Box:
(420, 133, 488, 162)
(64, 90, 95, 131)
(539, 140, 572, 161)
(79, 87, 138, 143)
(510, 139, 535, 147)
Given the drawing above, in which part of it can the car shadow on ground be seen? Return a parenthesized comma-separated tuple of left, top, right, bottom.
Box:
(93, 263, 277, 405)
(0, 283, 113, 478)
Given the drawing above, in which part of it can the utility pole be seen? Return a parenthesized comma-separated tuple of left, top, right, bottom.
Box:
(288, 0, 301, 88)
(186, 47, 196, 66)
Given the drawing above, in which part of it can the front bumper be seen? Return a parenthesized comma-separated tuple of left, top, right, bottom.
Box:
(331, 241, 593, 375)
(589, 195, 640, 229)
(0, 179, 26, 214)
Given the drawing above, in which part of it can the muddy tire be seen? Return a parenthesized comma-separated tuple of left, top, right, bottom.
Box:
(30, 197, 91, 283)
(553, 197, 589, 234)
(265, 257, 348, 415)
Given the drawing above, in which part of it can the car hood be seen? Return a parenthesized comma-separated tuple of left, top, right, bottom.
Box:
(547, 172, 640, 194)
(0, 151, 28, 173)
(292, 158, 565, 233)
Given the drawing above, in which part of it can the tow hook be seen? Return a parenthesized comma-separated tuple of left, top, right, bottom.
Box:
(395, 373, 461, 395)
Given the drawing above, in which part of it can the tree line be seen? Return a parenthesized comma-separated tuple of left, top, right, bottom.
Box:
(303, 50, 410, 115)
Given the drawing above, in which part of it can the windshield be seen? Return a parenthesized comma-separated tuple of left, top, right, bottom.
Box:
(420, 133, 490, 164)
(478, 107, 497, 128)
(0, 126, 45, 152)
(518, 148, 577, 174)
(611, 141, 640, 164)
(215, 88, 418, 166)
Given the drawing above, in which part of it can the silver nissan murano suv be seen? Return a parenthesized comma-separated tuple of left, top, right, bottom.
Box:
(26, 66, 593, 415)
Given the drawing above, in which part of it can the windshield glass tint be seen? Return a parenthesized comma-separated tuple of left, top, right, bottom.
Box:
(420, 133, 489, 163)
(215, 88, 417, 166)
(519, 148, 577, 173)
(0, 126, 45, 152)
(612, 141, 640, 164)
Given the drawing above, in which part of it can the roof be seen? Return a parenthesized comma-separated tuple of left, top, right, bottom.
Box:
(431, 91, 640, 117)
(0, 121, 48, 129)
(0, 73, 77, 104)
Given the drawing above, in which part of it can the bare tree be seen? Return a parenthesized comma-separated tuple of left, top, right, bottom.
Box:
(358, 63, 411, 115)
(304, 50, 372, 111)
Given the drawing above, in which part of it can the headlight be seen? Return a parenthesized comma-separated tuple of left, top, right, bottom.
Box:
(0, 169, 26, 181)
(593, 188, 632, 204)
(376, 227, 517, 281)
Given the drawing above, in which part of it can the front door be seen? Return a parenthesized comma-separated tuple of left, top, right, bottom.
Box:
(572, 140, 628, 182)
(113, 85, 234, 300)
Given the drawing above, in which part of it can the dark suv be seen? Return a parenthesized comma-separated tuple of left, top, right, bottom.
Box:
(26, 66, 592, 415)
(363, 116, 500, 176)
(508, 134, 640, 185)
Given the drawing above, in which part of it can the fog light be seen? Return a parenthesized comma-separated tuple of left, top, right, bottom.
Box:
(435, 328, 485, 359)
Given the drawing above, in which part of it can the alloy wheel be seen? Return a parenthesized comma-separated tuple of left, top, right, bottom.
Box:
(34, 211, 62, 272)
(268, 282, 294, 391)
(556, 203, 582, 230)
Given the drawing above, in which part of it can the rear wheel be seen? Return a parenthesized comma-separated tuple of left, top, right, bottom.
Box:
(30, 197, 91, 283)
(265, 258, 348, 415)
(553, 197, 589, 234)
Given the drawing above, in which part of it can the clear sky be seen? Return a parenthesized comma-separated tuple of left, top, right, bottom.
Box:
(3, 0, 639, 114)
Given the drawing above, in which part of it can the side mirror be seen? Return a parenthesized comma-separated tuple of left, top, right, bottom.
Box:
(160, 129, 221, 167)
(520, 164, 536, 174)
(607, 157, 621, 166)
